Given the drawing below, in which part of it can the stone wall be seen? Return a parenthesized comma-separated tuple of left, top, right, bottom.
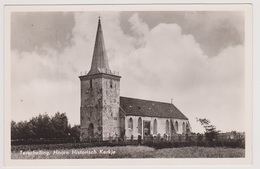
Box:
(79, 74, 121, 141)
(80, 77, 103, 141)
(101, 77, 120, 140)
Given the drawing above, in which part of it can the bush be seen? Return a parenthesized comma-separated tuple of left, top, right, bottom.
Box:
(141, 137, 245, 149)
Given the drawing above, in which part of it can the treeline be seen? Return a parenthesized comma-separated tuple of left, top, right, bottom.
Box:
(11, 112, 80, 140)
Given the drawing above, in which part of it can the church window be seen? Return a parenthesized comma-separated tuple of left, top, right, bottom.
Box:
(128, 118, 133, 130)
(153, 119, 157, 135)
(175, 121, 179, 132)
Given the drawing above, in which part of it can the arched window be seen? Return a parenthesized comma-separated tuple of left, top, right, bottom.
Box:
(153, 119, 157, 135)
(88, 123, 94, 137)
(128, 118, 133, 130)
(120, 117, 126, 136)
(138, 117, 142, 134)
(175, 121, 178, 132)
(182, 122, 186, 134)
(166, 120, 169, 135)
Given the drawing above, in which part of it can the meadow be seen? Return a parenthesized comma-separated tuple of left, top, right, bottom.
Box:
(11, 145, 245, 159)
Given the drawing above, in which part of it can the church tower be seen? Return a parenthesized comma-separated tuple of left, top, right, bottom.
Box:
(79, 17, 121, 141)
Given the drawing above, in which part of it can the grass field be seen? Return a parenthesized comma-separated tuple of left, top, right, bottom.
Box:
(11, 146, 245, 159)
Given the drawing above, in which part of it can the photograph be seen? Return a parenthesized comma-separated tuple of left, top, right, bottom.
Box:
(4, 4, 252, 166)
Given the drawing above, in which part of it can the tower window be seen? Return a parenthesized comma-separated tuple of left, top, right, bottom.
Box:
(110, 80, 113, 88)
(90, 79, 93, 89)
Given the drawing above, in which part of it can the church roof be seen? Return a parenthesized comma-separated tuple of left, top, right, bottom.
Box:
(120, 96, 188, 120)
(88, 17, 110, 75)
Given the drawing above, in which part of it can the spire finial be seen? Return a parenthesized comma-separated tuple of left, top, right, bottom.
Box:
(98, 15, 101, 24)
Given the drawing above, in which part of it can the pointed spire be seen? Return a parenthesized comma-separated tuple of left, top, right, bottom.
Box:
(88, 17, 110, 75)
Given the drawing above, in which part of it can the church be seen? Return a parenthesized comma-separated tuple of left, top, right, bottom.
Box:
(79, 17, 191, 141)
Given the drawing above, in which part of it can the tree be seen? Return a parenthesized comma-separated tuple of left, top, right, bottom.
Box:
(11, 112, 77, 140)
(11, 120, 18, 140)
(68, 125, 80, 141)
(51, 112, 69, 138)
(30, 113, 54, 138)
(196, 118, 221, 142)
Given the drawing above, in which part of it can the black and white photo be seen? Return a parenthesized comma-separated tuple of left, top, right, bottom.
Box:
(4, 4, 253, 166)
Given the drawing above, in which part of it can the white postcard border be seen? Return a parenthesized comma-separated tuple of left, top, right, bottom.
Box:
(3, 4, 253, 167)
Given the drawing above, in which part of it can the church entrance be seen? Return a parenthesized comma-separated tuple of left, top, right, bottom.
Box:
(143, 121, 151, 136)
(88, 123, 94, 138)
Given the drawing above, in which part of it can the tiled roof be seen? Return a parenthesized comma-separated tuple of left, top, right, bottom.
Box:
(120, 96, 188, 120)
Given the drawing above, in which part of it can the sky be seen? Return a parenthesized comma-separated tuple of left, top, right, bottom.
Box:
(10, 11, 245, 133)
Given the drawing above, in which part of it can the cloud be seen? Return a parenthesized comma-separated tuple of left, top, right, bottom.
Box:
(120, 11, 244, 57)
(11, 12, 75, 53)
(178, 45, 245, 133)
(11, 47, 80, 125)
(119, 13, 207, 97)
(182, 12, 244, 56)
